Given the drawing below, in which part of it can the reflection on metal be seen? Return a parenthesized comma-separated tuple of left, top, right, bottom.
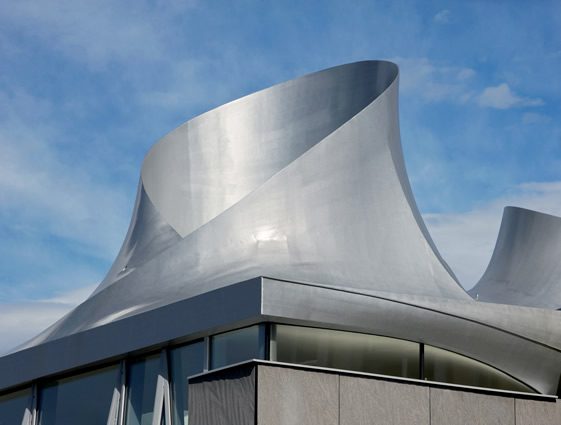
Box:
(1, 61, 560, 400)
(470, 207, 561, 309)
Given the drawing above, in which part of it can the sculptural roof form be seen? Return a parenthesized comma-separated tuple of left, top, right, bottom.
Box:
(2, 61, 561, 398)
(22, 60, 470, 346)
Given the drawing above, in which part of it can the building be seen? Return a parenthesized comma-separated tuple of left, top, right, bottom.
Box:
(0, 60, 560, 425)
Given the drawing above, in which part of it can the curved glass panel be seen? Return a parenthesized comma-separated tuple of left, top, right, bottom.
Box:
(272, 324, 420, 378)
(170, 340, 206, 425)
(424, 345, 533, 392)
(38, 365, 119, 425)
(0, 388, 30, 425)
(210, 325, 266, 370)
(125, 354, 160, 425)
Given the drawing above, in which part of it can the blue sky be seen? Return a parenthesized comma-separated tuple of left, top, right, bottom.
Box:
(1, 0, 560, 352)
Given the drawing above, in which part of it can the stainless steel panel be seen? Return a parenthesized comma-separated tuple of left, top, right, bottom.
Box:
(470, 207, 561, 309)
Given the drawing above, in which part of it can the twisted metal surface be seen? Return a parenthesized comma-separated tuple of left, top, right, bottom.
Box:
(22, 60, 469, 347)
(470, 207, 561, 309)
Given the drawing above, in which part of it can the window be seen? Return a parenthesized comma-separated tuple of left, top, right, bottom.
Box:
(0, 388, 30, 425)
(38, 365, 119, 425)
(210, 325, 266, 369)
(271, 324, 420, 378)
(169, 341, 205, 425)
(125, 355, 160, 425)
(424, 345, 533, 392)
(269, 324, 534, 392)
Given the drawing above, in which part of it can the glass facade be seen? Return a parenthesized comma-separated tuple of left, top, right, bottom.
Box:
(210, 325, 266, 369)
(424, 345, 532, 392)
(0, 322, 537, 425)
(38, 365, 119, 425)
(169, 340, 206, 425)
(271, 324, 420, 378)
(0, 388, 30, 425)
(125, 354, 160, 425)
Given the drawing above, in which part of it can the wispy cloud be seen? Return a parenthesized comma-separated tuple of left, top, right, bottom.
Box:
(0, 89, 131, 260)
(433, 9, 451, 24)
(0, 284, 95, 354)
(478, 83, 544, 109)
(393, 57, 476, 103)
(521, 112, 551, 125)
(425, 181, 561, 289)
(0, 0, 196, 69)
(0, 85, 133, 302)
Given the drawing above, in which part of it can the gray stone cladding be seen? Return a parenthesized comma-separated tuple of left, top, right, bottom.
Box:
(189, 362, 560, 425)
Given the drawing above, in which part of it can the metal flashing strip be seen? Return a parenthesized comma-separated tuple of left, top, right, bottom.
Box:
(188, 359, 559, 402)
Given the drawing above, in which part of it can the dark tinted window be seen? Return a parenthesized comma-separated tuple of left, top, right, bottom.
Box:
(210, 325, 266, 369)
(38, 365, 119, 425)
(0, 388, 30, 425)
(125, 355, 160, 425)
(169, 341, 206, 425)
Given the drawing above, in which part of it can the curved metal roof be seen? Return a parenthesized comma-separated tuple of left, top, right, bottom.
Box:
(22, 60, 468, 348)
(470, 206, 561, 309)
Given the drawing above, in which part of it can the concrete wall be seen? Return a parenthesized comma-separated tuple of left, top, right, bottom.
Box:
(189, 362, 561, 425)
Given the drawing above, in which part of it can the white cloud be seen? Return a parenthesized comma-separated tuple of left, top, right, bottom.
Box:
(0, 284, 95, 354)
(392, 57, 476, 103)
(433, 9, 451, 24)
(0, 88, 131, 261)
(522, 112, 551, 125)
(0, 0, 196, 69)
(424, 181, 561, 290)
(395, 59, 547, 111)
(478, 83, 544, 109)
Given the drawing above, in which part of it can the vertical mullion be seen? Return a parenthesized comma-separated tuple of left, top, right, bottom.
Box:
(163, 370, 172, 425)
(204, 337, 210, 372)
(151, 349, 170, 425)
(419, 343, 425, 380)
(117, 360, 127, 425)
(23, 383, 38, 425)
(163, 349, 172, 425)
(269, 324, 277, 362)
(106, 360, 125, 425)
(264, 323, 271, 361)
